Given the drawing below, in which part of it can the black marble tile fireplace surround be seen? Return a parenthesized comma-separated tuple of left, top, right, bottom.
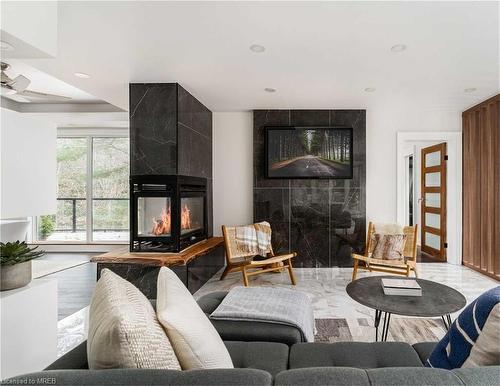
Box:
(129, 83, 213, 238)
(254, 110, 366, 267)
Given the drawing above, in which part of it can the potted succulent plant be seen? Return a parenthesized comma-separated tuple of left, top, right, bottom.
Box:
(1, 241, 45, 291)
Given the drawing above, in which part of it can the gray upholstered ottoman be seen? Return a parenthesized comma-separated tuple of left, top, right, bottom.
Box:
(197, 291, 304, 346)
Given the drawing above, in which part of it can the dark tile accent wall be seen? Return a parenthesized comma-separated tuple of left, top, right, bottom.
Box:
(129, 83, 213, 236)
(253, 110, 366, 267)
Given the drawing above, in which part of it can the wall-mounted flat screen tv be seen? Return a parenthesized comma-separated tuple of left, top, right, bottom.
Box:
(265, 126, 353, 179)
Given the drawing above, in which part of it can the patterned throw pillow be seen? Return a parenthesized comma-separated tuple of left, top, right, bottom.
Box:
(426, 286, 500, 369)
(371, 233, 407, 260)
(87, 269, 181, 370)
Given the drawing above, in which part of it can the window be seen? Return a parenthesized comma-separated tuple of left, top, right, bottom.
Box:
(37, 134, 129, 243)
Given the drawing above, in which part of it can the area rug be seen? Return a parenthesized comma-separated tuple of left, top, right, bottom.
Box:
(314, 318, 446, 344)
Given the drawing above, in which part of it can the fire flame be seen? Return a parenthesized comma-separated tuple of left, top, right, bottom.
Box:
(151, 205, 192, 236)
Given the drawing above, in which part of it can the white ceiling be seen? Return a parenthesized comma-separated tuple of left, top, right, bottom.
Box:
(11, 1, 500, 112)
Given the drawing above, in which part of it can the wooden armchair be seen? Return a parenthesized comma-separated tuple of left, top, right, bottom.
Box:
(351, 222, 418, 281)
(221, 225, 297, 286)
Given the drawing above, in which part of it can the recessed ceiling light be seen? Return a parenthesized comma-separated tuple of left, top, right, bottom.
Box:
(0, 41, 14, 51)
(250, 44, 266, 53)
(364, 87, 376, 92)
(464, 87, 477, 93)
(390, 44, 407, 53)
(74, 72, 90, 79)
(264, 87, 276, 93)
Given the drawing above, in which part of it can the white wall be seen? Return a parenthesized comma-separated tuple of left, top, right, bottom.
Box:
(1, 108, 57, 219)
(212, 103, 461, 235)
(366, 101, 461, 223)
(213, 112, 253, 236)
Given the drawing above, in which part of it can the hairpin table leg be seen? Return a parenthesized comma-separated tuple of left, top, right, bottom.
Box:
(374, 309, 382, 341)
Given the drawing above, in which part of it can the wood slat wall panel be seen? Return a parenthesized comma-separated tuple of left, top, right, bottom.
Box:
(462, 115, 469, 266)
(462, 94, 500, 280)
(495, 100, 500, 279)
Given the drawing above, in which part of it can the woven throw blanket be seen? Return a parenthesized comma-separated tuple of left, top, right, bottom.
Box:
(210, 286, 315, 342)
(235, 221, 272, 256)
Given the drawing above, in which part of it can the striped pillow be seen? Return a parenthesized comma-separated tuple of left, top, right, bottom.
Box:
(426, 286, 500, 369)
(371, 233, 407, 260)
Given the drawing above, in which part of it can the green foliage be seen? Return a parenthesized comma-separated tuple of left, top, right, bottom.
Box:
(39, 215, 55, 239)
(0, 241, 45, 266)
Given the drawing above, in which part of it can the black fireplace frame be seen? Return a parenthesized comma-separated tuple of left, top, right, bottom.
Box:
(130, 175, 208, 252)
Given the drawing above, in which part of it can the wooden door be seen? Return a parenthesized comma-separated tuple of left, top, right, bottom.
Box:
(421, 142, 447, 261)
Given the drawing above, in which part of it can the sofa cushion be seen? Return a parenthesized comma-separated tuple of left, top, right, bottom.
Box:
(5, 369, 272, 386)
(413, 342, 438, 364)
(197, 292, 303, 346)
(274, 368, 370, 386)
(225, 341, 289, 376)
(366, 367, 463, 385)
(156, 267, 233, 370)
(45, 342, 89, 370)
(87, 269, 180, 370)
(452, 366, 500, 385)
(289, 342, 423, 369)
(197, 291, 229, 313)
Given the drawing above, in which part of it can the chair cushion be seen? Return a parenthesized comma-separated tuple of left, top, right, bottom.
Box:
(87, 269, 180, 370)
(156, 267, 233, 370)
(197, 292, 303, 346)
(224, 341, 289, 376)
(426, 286, 500, 369)
(289, 342, 423, 369)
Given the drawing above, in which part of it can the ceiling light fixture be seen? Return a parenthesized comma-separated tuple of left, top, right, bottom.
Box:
(390, 44, 407, 53)
(250, 44, 266, 53)
(464, 87, 477, 93)
(264, 87, 276, 93)
(364, 87, 376, 92)
(74, 72, 90, 79)
(0, 41, 14, 51)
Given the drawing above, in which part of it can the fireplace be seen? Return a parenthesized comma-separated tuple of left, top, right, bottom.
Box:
(130, 175, 207, 252)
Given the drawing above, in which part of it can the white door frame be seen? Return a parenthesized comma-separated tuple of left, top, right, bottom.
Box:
(396, 131, 462, 265)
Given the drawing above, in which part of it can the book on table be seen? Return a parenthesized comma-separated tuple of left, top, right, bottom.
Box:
(381, 278, 422, 296)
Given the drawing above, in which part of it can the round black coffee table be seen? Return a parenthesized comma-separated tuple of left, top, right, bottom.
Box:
(346, 276, 466, 341)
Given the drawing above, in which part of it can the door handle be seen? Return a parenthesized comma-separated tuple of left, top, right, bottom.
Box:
(417, 197, 425, 204)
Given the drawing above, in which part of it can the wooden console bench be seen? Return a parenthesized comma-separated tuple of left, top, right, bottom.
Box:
(91, 237, 225, 296)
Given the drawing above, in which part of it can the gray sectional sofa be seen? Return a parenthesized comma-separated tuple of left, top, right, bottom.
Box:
(5, 292, 498, 385)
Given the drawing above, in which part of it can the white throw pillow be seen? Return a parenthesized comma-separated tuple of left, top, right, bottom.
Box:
(87, 269, 180, 370)
(156, 267, 234, 369)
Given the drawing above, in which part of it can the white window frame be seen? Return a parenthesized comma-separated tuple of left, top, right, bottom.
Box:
(33, 128, 129, 247)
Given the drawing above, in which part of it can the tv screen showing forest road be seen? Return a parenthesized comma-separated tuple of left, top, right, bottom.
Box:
(265, 127, 353, 179)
